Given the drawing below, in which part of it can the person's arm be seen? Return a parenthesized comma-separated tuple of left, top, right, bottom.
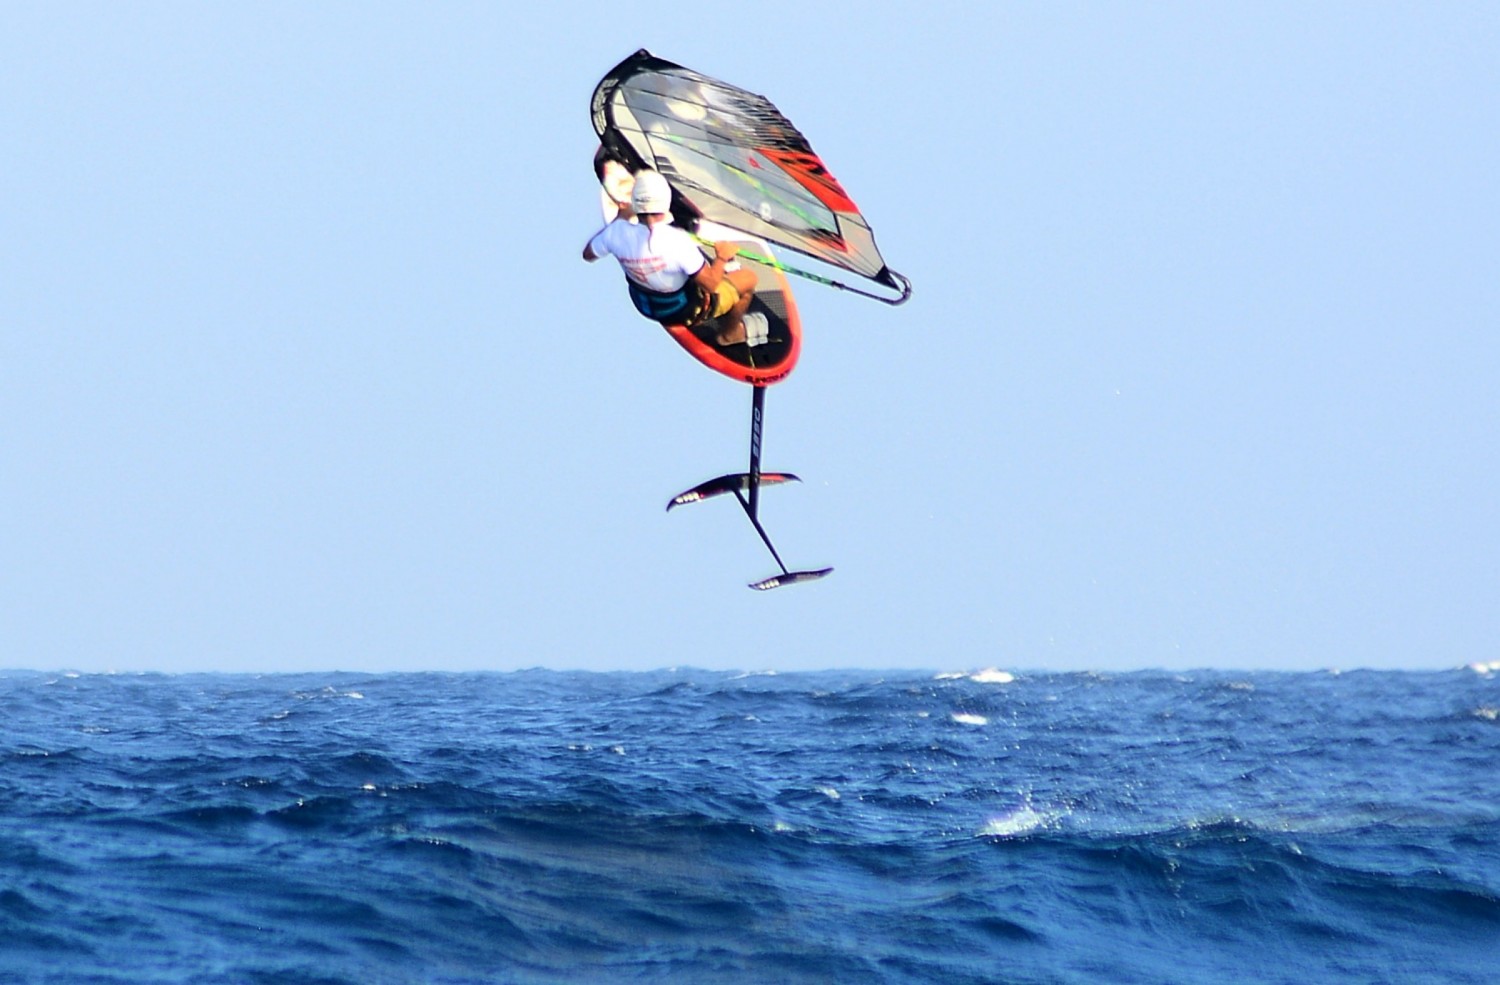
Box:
(690, 240, 738, 291)
(582, 224, 612, 262)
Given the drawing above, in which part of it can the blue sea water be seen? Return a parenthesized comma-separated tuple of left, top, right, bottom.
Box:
(1, 667, 1496, 984)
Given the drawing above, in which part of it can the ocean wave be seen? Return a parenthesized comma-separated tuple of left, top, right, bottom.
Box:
(2, 669, 1497, 984)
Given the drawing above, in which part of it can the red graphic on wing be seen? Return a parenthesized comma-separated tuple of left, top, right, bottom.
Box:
(760, 148, 859, 215)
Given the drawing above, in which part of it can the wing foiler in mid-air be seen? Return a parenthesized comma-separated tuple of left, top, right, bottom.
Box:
(590, 49, 909, 590)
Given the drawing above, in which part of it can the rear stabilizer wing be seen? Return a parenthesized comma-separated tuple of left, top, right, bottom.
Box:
(749, 568, 834, 591)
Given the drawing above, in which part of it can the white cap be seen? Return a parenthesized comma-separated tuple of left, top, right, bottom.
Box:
(630, 170, 672, 215)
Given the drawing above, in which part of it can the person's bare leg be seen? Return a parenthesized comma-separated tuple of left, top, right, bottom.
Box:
(714, 269, 758, 345)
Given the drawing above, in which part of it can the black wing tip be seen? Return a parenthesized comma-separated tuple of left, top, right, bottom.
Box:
(748, 567, 834, 591)
(879, 269, 913, 306)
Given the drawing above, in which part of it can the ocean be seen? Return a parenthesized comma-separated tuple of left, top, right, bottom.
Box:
(1, 667, 1496, 984)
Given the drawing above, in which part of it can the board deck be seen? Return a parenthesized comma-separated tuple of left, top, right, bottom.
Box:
(596, 179, 802, 386)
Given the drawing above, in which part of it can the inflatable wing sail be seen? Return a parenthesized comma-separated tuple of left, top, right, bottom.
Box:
(591, 49, 910, 305)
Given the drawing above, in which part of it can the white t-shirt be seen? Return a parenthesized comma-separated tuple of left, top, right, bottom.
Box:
(587, 219, 706, 294)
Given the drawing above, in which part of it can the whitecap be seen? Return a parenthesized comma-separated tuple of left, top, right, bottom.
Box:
(937, 668, 1015, 683)
(951, 712, 988, 726)
(978, 806, 1046, 838)
(817, 786, 841, 801)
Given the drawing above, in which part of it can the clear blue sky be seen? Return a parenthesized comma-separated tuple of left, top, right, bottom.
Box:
(4, 3, 1496, 673)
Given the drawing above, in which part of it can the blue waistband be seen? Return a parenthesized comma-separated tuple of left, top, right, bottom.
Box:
(627, 281, 697, 321)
